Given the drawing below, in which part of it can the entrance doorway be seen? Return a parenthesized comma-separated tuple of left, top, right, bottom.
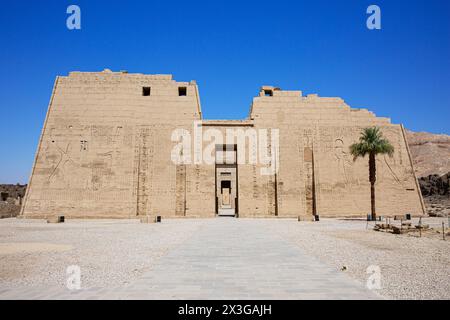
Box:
(215, 145, 238, 217)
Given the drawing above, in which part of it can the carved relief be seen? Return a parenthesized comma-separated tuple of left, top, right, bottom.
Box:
(330, 134, 363, 212)
(22, 71, 424, 218)
(91, 151, 113, 191)
(41, 125, 129, 192)
(334, 138, 354, 185)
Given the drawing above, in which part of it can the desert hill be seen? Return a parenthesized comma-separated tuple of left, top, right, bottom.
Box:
(405, 130, 450, 178)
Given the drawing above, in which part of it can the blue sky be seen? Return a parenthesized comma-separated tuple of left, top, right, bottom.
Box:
(1, 0, 449, 183)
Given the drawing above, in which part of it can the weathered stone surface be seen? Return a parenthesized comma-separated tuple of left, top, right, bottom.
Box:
(0, 184, 26, 218)
(0, 184, 26, 199)
(419, 172, 449, 197)
(406, 130, 450, 178)
(418, 172, 449, 217)
(20, 71, 425, 219)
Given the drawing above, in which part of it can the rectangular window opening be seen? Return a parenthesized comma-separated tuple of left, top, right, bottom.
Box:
(264, 90, 273, 97)
(178, 87, 187, 96)
(142, 87, 151, 96)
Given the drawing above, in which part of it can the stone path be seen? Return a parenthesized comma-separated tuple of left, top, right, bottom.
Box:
(0, 219, 380, 299)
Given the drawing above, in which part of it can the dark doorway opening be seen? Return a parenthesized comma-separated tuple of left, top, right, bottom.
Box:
(221, 180, 231, 192)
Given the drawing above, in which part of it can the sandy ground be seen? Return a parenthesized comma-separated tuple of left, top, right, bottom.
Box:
(267, 217, 450, 300)
(0, 217, 449, 299)
(0, 218, 204, 288)
(0, 243, 72, 254)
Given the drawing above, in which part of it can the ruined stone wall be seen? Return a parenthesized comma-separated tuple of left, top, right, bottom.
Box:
(21, 72, 425, 219)
(249, 88, 425, 218)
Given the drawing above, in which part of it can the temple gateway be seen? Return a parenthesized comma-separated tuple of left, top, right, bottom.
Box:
(21, 70, 425, 220)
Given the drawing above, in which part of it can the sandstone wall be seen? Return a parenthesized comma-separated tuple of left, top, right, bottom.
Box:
(21, 70, 202, 219)
(21, 72, 425, 219)
(249, 88, 425, 217)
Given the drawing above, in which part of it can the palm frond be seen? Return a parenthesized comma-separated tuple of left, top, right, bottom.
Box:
(349, 127, 395, 160)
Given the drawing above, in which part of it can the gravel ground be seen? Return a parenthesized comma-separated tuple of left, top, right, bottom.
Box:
(267, 217, 450, 300)
(0, 217, 449, 299)
(0, 218, 204, 288)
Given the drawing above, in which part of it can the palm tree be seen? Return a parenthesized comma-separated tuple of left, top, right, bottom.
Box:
(350, 127, 394, 221)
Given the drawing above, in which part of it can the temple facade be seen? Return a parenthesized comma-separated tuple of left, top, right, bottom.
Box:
(21, 70, 425, 220)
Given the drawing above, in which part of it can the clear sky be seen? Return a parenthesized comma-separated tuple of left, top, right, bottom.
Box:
(1, 0, 449, 183)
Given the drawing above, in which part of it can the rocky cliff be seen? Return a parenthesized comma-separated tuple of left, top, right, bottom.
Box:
(405, 130, 450, 216)
(406, 130, 450, 178)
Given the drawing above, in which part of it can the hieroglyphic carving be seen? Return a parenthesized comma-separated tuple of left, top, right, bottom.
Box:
(175, 164, 186, 216)
(22, 71, 424, 218)
(135, 127, 151, 216)
(252, 165, 258, 199)
(265, 131, 276, 216)
(91, 151, 113, 191)
(303, 129, 315, 216)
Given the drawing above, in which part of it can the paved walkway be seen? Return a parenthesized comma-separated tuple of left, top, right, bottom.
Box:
(0, 219, 380, 299)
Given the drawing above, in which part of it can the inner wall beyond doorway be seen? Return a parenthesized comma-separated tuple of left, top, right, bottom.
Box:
(215, 145, 238, 217)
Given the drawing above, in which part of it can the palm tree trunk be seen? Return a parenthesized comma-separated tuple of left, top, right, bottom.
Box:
(369, 153, 376, 221)
(370, 181, 376, 221)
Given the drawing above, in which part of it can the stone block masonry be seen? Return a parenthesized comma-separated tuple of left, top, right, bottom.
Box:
(20, 70, 425, 219)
